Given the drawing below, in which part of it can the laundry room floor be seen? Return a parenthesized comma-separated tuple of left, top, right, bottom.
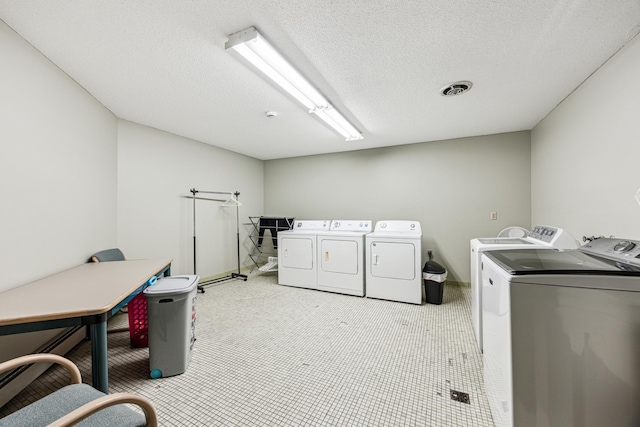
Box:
(1, 272, 495, 426)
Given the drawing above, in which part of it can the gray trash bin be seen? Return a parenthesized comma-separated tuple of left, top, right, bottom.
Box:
(144, 275, 199, 378)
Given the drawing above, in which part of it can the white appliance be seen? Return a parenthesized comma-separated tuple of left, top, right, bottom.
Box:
(316, 220, 372, 297)
(481, 238, 640, 427)
(277, 220, 330, 290)
(365, 220, 422, 304)
(470, 225, 578, 350)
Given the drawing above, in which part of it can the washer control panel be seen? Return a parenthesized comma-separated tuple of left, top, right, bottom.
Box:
(330, 220, 372, 232)
(580, 237, 640, 265)
(527, 225, 579, 249)
(529, 226, 559, 243)
(373, 220, 422, 234)
(294, 220, 330, 230)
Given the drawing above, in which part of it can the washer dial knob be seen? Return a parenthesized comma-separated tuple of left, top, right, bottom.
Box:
(613, 241, 636, 252)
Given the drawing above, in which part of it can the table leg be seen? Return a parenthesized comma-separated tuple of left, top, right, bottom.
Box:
(90, 321, 109, 393)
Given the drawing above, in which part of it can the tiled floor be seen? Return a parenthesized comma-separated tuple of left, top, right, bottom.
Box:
(1, 272, 495, 426)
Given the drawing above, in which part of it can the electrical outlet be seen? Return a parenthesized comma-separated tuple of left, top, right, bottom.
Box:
(450, 389, 471, 404)
(490, 212, 498, 220)
(635, 188, 640, 207)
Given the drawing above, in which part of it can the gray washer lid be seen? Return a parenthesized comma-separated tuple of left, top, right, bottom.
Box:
(144, 275, 199, 295)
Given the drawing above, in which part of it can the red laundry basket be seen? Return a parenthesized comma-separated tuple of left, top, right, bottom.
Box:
(128, 292, 149, 348)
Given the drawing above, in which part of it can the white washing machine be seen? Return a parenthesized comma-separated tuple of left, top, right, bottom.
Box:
(365, 220, 422, 304)
(277, 220, 330, 290)
(481, 238, 640, 427)
(470, 225, 579, 350)
(317, 220, 372, 297)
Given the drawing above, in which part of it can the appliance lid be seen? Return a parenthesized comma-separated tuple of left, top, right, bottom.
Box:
(483, 248, 640, 276)
(423, 260, 446, 274)
(476, 238, 535, 245)
(144, 275, 199, 294)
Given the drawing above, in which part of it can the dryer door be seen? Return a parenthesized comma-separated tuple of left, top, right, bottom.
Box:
(320, 239, 358, 274)
(369, 241, 416, 279)
(280, 237, 314, 269)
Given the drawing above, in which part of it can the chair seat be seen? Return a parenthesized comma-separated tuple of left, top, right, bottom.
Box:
(0, 384, 146, 427)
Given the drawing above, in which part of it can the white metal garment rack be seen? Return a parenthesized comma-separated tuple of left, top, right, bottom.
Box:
(190, 188, 248, 293)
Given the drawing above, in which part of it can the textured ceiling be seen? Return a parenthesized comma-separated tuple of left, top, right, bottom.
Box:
(1, 1, 639, 160)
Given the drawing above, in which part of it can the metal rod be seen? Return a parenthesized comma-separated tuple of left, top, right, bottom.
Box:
(196, 190, 234, 196)
(191, 188, 197, 275)
(235, 191, 241, 274)
(190, 188, 247, 293)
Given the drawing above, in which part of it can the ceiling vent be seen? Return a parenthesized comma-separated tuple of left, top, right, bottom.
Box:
(440, 81, 473, 96)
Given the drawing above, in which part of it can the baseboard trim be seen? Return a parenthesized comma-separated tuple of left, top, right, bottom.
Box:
(445, 281, 470, 287)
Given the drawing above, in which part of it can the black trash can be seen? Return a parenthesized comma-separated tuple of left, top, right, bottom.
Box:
(423, 256, 447, 305)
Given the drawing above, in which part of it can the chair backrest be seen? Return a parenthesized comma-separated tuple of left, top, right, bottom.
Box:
(90, 248, 125, 263)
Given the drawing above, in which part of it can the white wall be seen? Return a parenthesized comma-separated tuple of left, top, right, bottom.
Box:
(0, 20, 118, 290)
(264, 132, 531, 283)
(531, 35, 640, 239)
(0, 20, 117, 362)
(117, 120, 264, 278)
(0, 20, 265, 400)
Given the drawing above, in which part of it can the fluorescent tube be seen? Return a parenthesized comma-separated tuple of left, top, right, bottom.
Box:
(226, 27, 363, 141)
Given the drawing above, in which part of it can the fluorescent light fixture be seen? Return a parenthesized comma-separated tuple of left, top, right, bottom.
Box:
(226, 27, 363, 141)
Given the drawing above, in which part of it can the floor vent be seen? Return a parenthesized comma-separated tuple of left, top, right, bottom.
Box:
(450, 389, 471, 404)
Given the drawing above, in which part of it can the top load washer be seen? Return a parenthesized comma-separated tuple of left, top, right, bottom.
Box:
(480, 238, 640, 427)
(277, 220, 330, 290)
(317, 220, 372, 297)
(470, 225, 579, 350)
(366, 220, 422, 304)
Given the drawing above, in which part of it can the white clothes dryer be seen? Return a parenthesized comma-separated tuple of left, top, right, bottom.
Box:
(317, 220, 372, 297)
(481, 239, 640, 427)
(366, 220, 422, 304)
(470, 225, 578, 350)
(277, 220, 330, 290)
